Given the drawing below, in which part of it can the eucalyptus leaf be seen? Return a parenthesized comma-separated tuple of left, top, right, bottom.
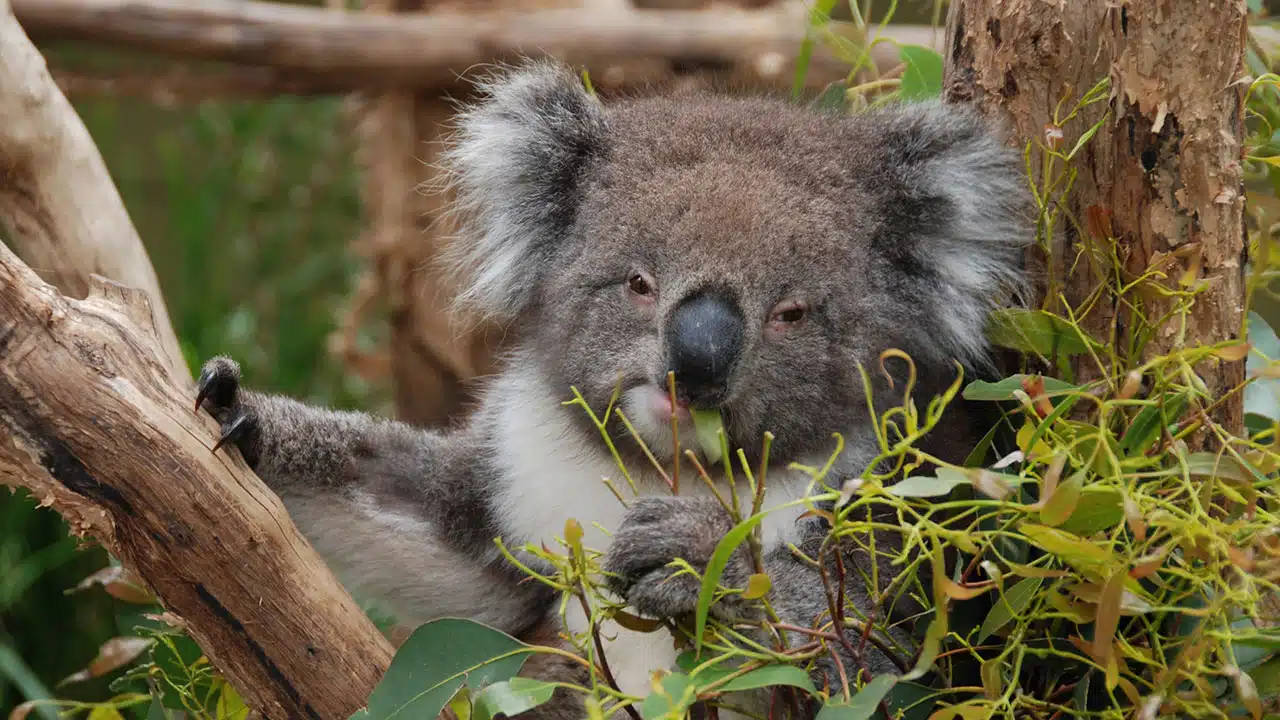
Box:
(898, 45, 944, 100)
(693, 409, 725, 466)
(978, 577, 1043, 643)
(886, 473, 971, 498)
(351, 618, 531, 720)
(694, 511, 770, 652)
(640, 672, 697, 720)
(986, 309, 1093, 357)
(1119, 393, 1188, 456)
(962, 375, 1079, 402)
(815, 674, 898, 719)
(472, 678, 557, 720)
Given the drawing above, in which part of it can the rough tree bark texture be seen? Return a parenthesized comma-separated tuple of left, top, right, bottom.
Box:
(944, 0, 1249, 434)
(0, 4, 395, 716)
(0, 0, 185, 381)
(0, 243, 395, 719)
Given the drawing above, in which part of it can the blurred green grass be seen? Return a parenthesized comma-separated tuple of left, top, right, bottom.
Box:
(0, 90, 383, 715)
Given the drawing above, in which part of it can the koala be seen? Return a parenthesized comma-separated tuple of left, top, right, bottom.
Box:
(195, 61, 1030, 718)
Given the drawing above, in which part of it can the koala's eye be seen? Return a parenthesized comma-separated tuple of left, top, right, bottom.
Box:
(768, 299, 808, 325)
(767, 301, 807, 332)
(627, 271, 656, 298)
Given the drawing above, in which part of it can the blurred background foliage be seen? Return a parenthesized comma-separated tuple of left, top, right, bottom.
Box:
(7, 0, 1280, 717)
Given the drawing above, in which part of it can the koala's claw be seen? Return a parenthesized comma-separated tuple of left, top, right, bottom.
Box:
(211, 413, 254, 453)
(603, 496, 750, 622)
(195, 356, 259, 463)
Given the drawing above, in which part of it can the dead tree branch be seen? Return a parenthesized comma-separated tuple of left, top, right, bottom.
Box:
(0, 237, 395, 719)
(0, 0, 185, 380)
(14, 0, 938, 93)
(0, 2, 395, 716)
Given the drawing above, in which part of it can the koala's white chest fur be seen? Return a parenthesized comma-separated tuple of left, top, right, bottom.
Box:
(488, 368, 815, 708)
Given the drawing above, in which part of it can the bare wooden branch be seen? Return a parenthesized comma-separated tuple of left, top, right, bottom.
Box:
(0, 0, 186, 381)
(14, 0, 938, 92)
(0, 238, 395, 718)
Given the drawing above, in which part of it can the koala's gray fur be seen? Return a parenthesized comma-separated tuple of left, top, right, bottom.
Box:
(196, 59, 1031, 719)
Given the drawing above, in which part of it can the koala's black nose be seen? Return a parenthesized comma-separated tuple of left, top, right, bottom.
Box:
(666, 292, 744, 407)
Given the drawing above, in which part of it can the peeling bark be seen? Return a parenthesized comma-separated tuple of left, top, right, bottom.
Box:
(945, 0, 1249, 434)
(0, 242, 395, 720)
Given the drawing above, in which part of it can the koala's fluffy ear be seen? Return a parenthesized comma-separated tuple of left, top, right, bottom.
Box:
(441, 60, 608, 319)
(866, 100, 1033, 370)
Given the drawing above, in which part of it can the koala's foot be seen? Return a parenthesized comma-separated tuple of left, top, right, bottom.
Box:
(195, 356, 260, 465)
(603, 496, 754, 622)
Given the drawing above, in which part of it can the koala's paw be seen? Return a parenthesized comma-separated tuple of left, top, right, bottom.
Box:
(194, 356, 259, 462)
(603, 496, 752, 622)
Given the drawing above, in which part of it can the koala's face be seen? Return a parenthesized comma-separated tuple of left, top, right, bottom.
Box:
(443, 62, 1030, 467)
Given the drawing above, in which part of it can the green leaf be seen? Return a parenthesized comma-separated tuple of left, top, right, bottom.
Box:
(146, 697, 169, 720)
(640, 672, 697, 719)
(978, 577, 1043, 643)
(472, 678, 557, 720)
(898, 45, 944, 101)
(215, 682, 249, 720)
(962, 375, 1079, 402)
(903, 615, 946, 682)
(742, 573, 772, 600)
(693, 409, 725, 465)
(687, 661, 816, 696)
(884, 681, 938, 720)
(886, 472, 971, 498)
(816, 675, 898, 719)
(1119, 393, 1188, 456)
(693, 511, 770, 652)
(1039, 472, 1083, 527)
(1183, 452, 1267, 485)
(352, 618, 531, 720)
(986, 309, 1093, 357)
(1058, 487, 1125, 536)
(1018, 523, 1114, 576)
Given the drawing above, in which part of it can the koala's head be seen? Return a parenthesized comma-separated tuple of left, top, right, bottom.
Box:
(441, 61, 1031, 468)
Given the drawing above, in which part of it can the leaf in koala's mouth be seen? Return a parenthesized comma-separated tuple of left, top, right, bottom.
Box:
(692, 408, 725, 465)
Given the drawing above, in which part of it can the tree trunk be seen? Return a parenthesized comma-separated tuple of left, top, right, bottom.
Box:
(944, 0, 1249, 435)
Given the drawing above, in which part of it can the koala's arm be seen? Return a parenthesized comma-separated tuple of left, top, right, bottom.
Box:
(604, 496, 920, 685)
(193, 356, 554, 637)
